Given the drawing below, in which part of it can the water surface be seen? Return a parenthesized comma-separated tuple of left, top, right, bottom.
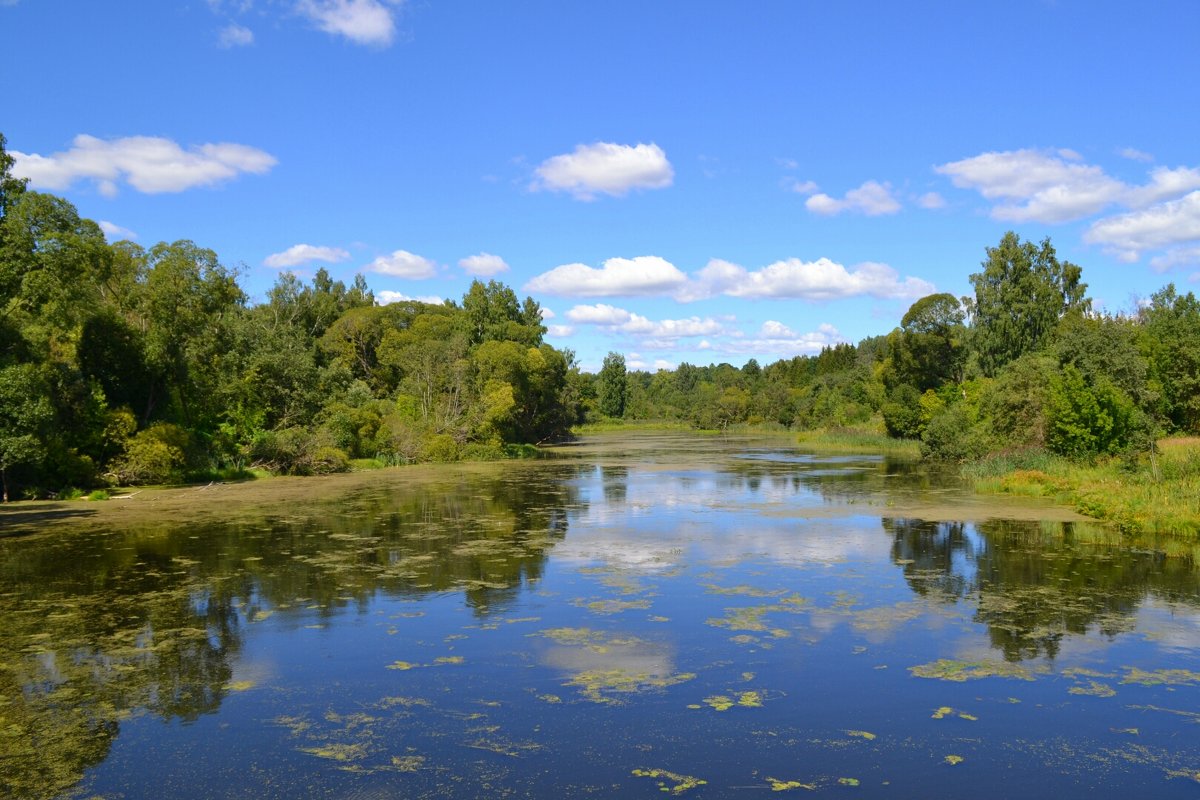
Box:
(3, 433, 1199, 798)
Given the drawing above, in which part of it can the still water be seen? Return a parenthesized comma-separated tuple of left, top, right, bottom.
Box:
(2, 433, 1199, 798)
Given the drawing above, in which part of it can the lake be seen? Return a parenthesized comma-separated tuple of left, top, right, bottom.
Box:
(2, 432, 1199, 798)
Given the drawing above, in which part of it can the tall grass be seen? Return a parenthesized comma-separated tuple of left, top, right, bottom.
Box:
(795, 425, 922, 458)
(966, 440, 1200, 537)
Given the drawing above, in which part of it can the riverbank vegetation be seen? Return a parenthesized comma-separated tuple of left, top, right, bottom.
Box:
(0, 135, 585, 501)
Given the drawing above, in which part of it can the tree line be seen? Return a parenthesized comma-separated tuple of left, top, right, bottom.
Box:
(0, 134, 586, 500)
(594, 231, 1200, 463)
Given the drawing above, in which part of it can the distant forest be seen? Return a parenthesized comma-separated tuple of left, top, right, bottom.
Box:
(2, 132, 1199, 501)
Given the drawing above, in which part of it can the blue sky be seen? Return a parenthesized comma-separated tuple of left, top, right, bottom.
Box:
(4, 0, 1198, 371)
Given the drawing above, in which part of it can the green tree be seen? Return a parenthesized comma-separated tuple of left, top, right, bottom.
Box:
(597, 352, 627, 418)
(969, 232, 1088, 375)
(1139, 284, 1200, 433)
(0, 363, 53, 501)
(888, 292, 967, 391)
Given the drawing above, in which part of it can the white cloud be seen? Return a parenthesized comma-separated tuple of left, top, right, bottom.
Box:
(218, 22, 254, 47)
(784, 177, 819, 194)
(1119, 147, 1154, 162)
(1084, 191, 1200, 262)
(539, 306, 555, 320)
(917, 191, 946, 210)
(365, 249, 437, 278)
(718, 321, 844, 356)
(805, 180, 901, 216)
(546, 324, 574, 337)
(376, 290, 444, 305)
(264, 244, 350, 268)
(1125, 166, 1200, 208)
(296, 0, 398, 47)
(531, 142, 674, 200)
(11, 134, 276, 195)
(685, 257, 934, 302)
(526, 255, 688, 297)
(565, 303, 725, 342)
(458, 252, 509, 276)
(1150, 246, 1200, 272)
(97, 220, 137, 241)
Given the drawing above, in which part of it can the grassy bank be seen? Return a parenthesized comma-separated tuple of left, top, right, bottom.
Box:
(965, 438, 1200, 537)
(795, 425, 922, 458)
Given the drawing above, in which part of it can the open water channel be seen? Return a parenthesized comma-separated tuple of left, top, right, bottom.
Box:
(2, 433, 1199, 798)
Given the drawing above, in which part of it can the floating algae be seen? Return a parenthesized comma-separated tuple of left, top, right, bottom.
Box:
(390, 755, 425, 771)
(703, 583, 787, 598)
(838, 777, 860, 786)
(702, 691, 762, 711)
(565, 668, 696, 705)
(299, 743, 369, 762)
(931, 707, 978, 721)
(386, 661, 418, 670)
(1069, 681, 1117, 698)
(632, 768, 707, 795)
(845, 730, 876, 740)
(767, 777, 817, 791)
(223, 680, 256, 692)
(576, 598, 653, 615)
(944, 755, 964, 766)
(434, 656, 465, 665)
(909, 659, 1040, 682)
(1120, 668, 1200, 686)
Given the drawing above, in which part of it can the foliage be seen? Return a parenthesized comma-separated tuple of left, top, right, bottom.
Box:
(597, 351, 627, 418)
(969, 232, 1088, 376)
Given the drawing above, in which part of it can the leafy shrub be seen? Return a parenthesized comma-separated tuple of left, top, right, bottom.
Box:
(111, 423, 192, 484)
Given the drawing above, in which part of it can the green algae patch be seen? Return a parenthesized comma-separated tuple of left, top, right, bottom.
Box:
(574, 597, 654, 615)
(387, 660, 419, 670)
(1069, 680, 1117, 698)
(768, 777, 817, 791)
(299, 742, 369, 762)
(738, 690, 764, 708)
(932, 707, 977, 721)
(944, 755, 964, 766)
(632, 768, 707, 795)
(565, 669, 696, 705)
(703, 583, 787, 598)
(538, 694, 562, 704)
(910, 659, 1039, 682)
(838, 777, 860, 786)
(1120, 668, 1200, 686)
(845, 729, 876, 740)
(390, 755, 425, 771)
(704, 694, 734, 711)
(434, 656, 465, 665)
(223, 680, 256, 692)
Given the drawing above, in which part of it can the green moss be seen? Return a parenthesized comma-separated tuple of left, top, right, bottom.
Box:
(1121, 668, 1200, 686)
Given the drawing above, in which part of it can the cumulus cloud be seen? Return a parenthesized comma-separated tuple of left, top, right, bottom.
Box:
(684, 257, 934, 302)
(1084, 190, 1200, 262)
(1150, 246, 1200, 273)
(11, 134, 276, 195)
(784, 177, 819, 194)
(565, 303, 725, 343)
(532, 142, 674, 200)
(1119, 147, 1154, 162)
(935, 148, 1200, 225)
(376, 290, 445, 305)
(458, 252, 509, 276)
(365, 249, 437, 278)
(917, 191, 946, 210)
(98, 221, 137, 241)
(546, 324, 575, 338)
(217, 22, 254, 47)
(721, 321, 844, 356)
(296, 0, 399, 46)
(526, 255, 688, 297)
(264, 244, 350, 268)
(805, 180, 901, 216)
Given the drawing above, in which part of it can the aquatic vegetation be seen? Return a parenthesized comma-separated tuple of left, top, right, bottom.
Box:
(703, 583, 787, 598)
(767, 777, 817, 791)
(538, 694, 562, 704)
(390, 755, 425, 771)
(845, 730, 876, 740)
(1120, 668, 1200, 686)
(434, 656, 465, 665)
(386, 660, 418, 670)
(223, 680, 255, 691)
(1069, 680, 1117, 698)
(931, 707, 978, 721)
(577, 597, 653, 615)
(838, 777, 861, 785)
(944, 755, 964, 765)
(565, 669, 696, 705)
(909, 659, 1039, 682)
(703, 695, 734, 711)
(298, 743, 369, 762)
(631, 768, 708, 795)
(702, 690, 762, 711)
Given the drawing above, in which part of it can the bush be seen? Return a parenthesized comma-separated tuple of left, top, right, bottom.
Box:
(1047, 365, 1137, 457)
(921, 405, 990, 462)
(248, 427, 350, 475)
(111, 423, 191, 484)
